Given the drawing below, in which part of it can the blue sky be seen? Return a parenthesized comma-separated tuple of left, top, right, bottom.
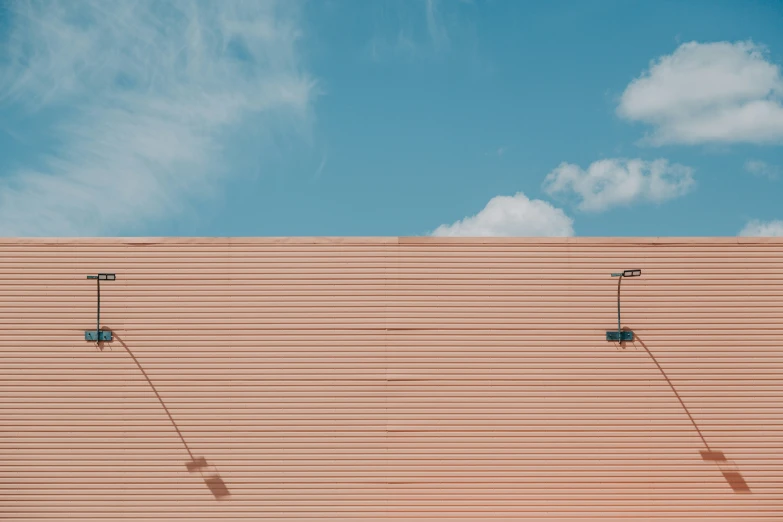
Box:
(0, 0, 782, 237)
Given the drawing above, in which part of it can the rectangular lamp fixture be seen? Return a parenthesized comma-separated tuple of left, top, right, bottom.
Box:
(87, 274, 116, 280)
(623, 269, 641, 277)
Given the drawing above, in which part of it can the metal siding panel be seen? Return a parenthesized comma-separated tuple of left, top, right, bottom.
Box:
(0, 237, 781, 520)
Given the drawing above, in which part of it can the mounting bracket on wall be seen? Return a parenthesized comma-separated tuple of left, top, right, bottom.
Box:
(606, 269, 641, 342)
(85, 273, 116, 342)
(606, 330, 634, 342)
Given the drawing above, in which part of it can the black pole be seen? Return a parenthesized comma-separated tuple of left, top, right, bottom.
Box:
(97, 278, 101, 340)
(617, 275, 623, 340)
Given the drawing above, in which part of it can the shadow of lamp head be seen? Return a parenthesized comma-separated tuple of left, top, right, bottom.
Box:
(700, 450, 751, 493)
(85, 273, 116, 342)
(606, 269, 641, 342)
(187, 457, 231, 499)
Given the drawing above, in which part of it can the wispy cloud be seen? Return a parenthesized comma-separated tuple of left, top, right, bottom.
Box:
(740, 219, 783, 237)
(543, 158, 695, 213)
(424, 0, 449, 50)
(0, 0, 315, 236)
(431, 192, 574, 237)
(484, 146, 507, 157)
(618, 41, 783, 145)
(313, 152, 327, 181)
(367, 29, 418, 62)
(744, 160, 779, 180)
(366, 0, 457, 62)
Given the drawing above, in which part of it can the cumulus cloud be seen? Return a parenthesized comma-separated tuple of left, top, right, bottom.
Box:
(618, 41, 783, 145)
(542, 158, 695, 212)
(745, 160, 779, 180)
(431, 192, 574, 237)
(0, 0, 314, 236)
(740, 220, 783, 237)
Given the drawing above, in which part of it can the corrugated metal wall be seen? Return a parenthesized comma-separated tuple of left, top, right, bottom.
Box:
(1, 237, 781, 521)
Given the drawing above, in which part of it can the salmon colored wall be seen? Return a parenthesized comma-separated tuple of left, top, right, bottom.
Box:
(1, 237, 781, 521)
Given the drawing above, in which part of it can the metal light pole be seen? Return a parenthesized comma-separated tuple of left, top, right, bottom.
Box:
(85, 273, 116, 342)
(82, 273, 230, 499)
(606, 269, 641, 342)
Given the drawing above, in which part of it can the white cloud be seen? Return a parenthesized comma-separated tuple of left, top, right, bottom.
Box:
(745, 160, 780, 180)
(431, 192, 574, 237)
(618, 41, 783, 145)
(542, 158, 695, 213)
(0, 0, 315, 236)
(740, 220, 783, 237)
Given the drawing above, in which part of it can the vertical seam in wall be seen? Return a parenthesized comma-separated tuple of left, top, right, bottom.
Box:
(384, 240, 391, 513)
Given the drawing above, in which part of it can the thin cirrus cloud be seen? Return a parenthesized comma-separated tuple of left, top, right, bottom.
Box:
(543, 158, 695, 213)
(0, 0, 315, 236)
(367, 0, 453, 61)
(618, 40, 783, 145)
(424, 0, 450, 51)
(744, 160, 780, 180)
(431, 192, 574, 237)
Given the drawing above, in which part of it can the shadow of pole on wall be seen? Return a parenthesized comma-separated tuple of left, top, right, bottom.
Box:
(95, 328, 231, 500)
(631, 333, 751, 494)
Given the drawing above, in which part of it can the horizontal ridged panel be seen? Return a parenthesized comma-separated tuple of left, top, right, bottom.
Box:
(1, 237, 781, 520)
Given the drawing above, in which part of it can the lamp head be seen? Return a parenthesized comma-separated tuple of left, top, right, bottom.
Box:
(611, 269, 642, 278)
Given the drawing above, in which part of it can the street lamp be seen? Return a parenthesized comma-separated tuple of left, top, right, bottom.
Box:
(85, 273, 116, 342)
(80, 274, 230, 499)
(606, 269, 641, 342)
